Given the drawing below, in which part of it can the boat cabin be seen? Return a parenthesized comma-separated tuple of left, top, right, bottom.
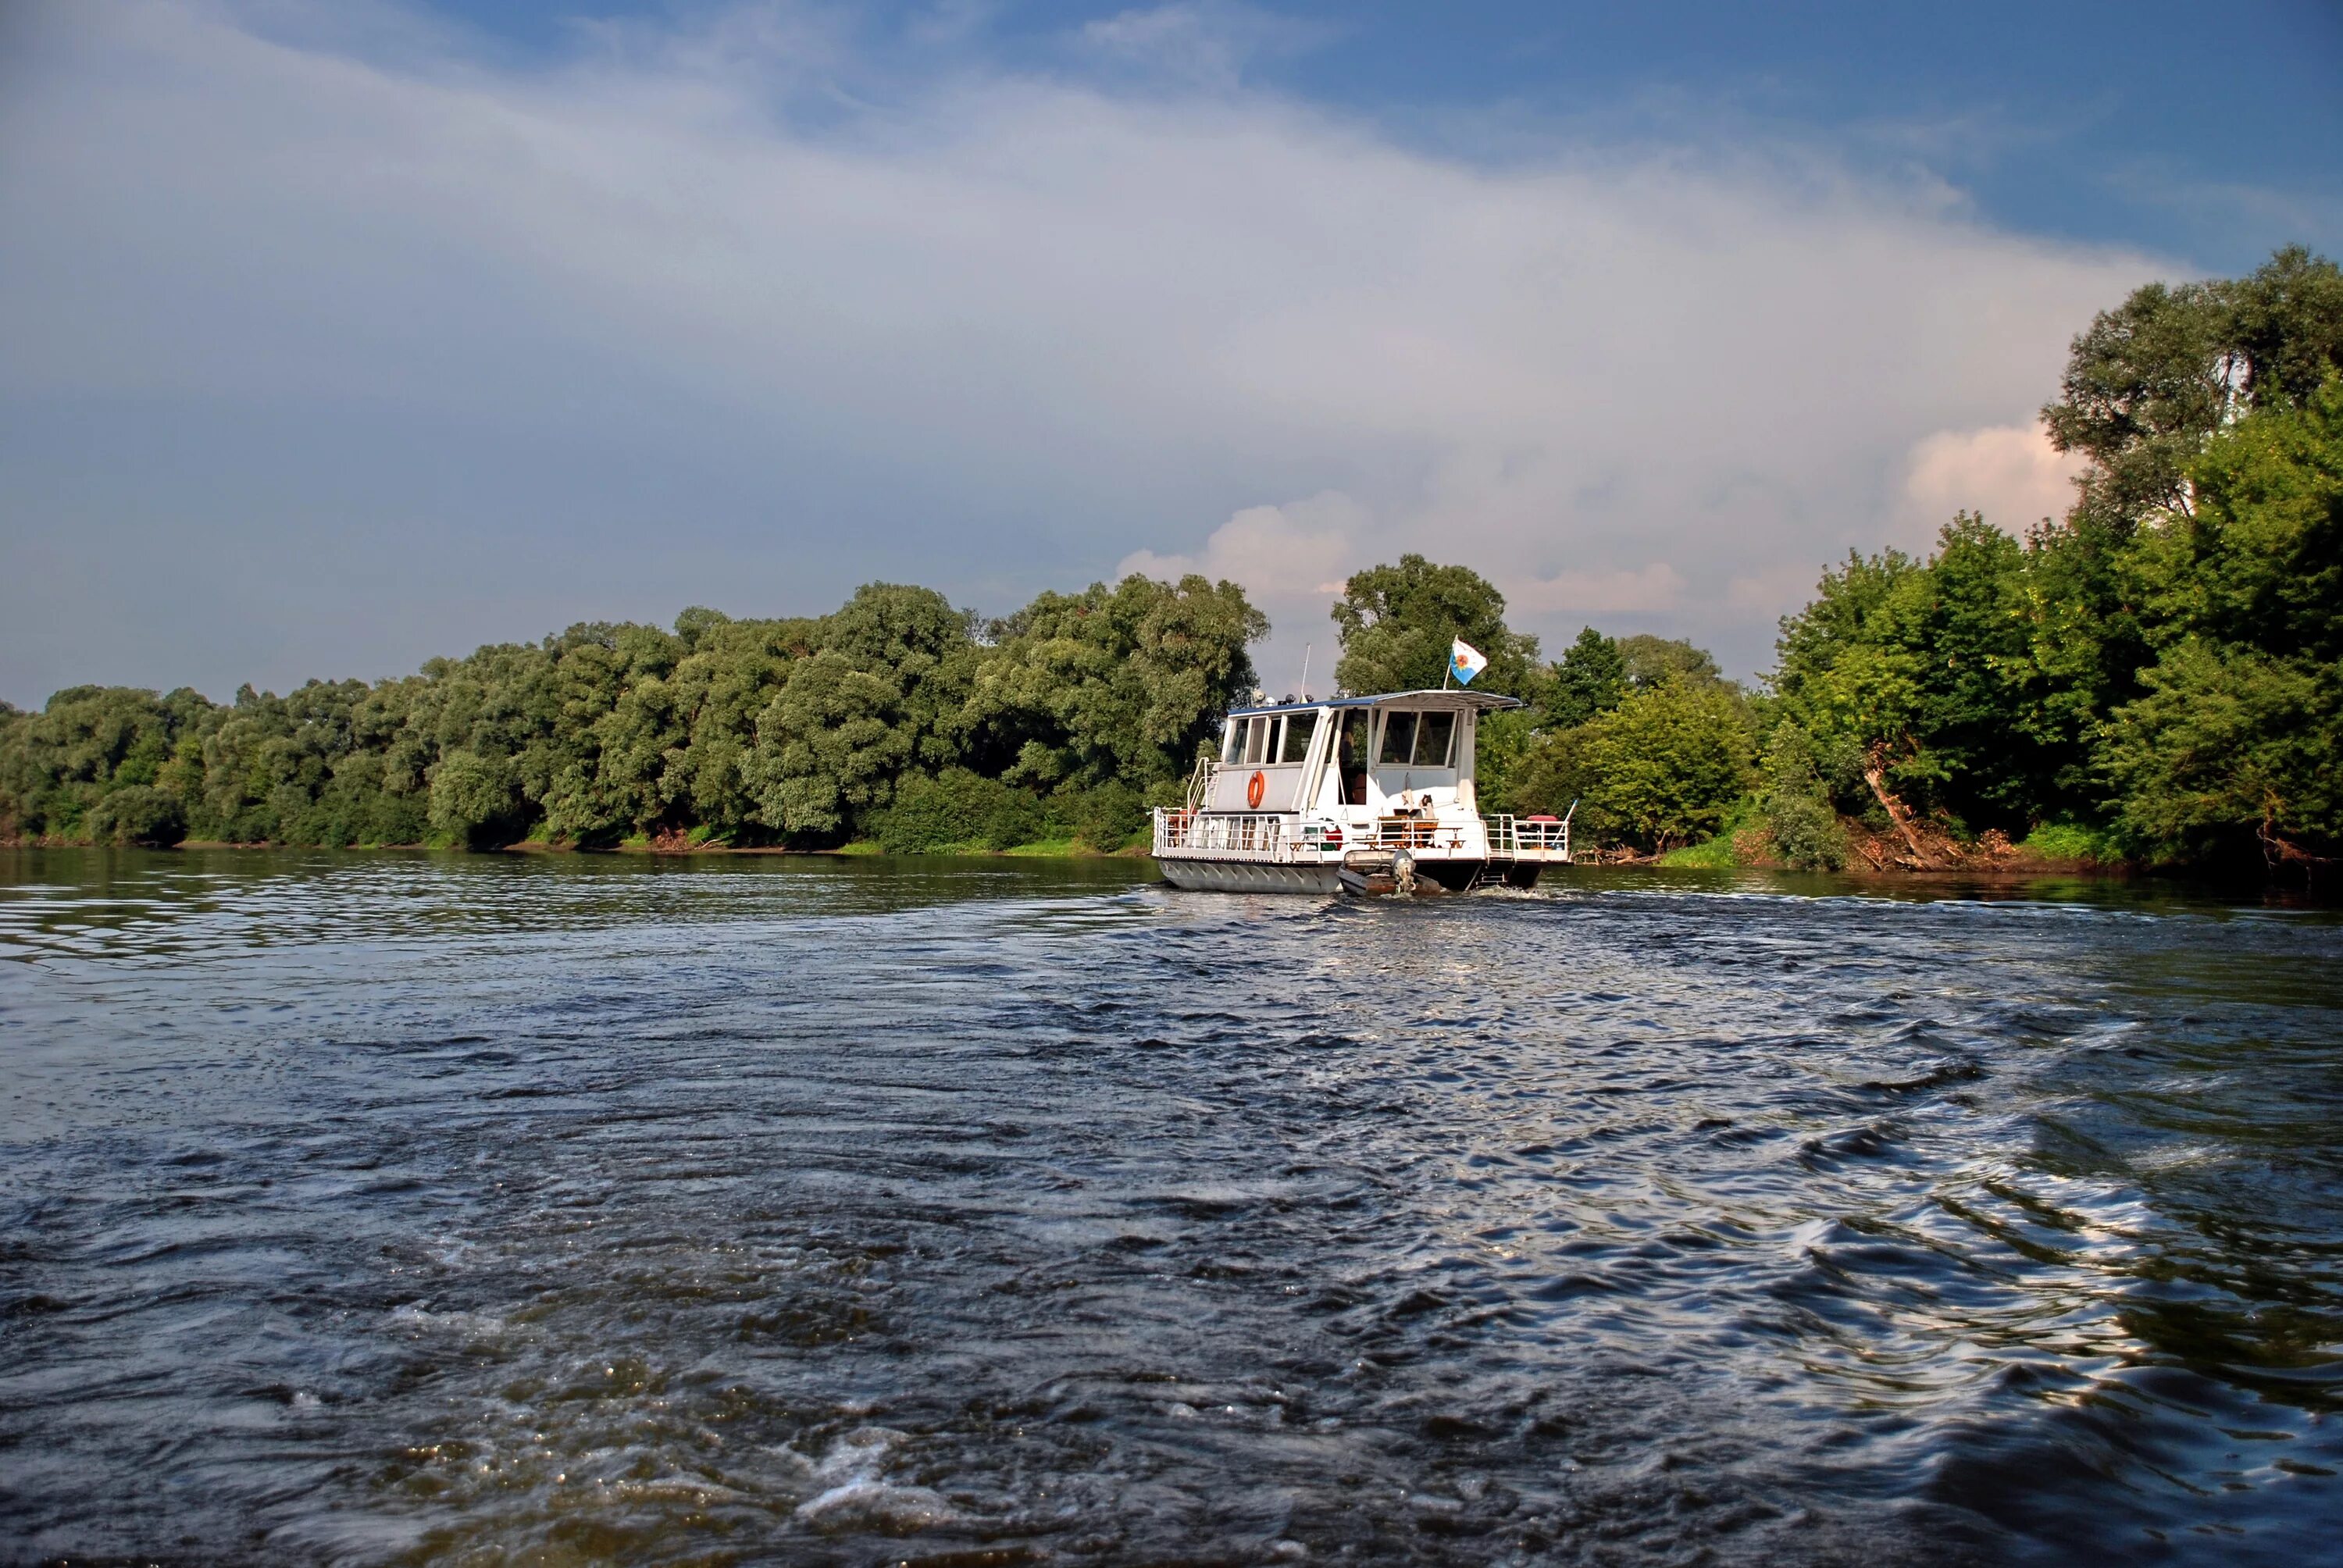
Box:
(1207, 691, 1496, 820)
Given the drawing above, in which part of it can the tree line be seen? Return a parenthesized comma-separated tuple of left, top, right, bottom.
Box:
(0, 578, 1263, 853)
(3, 246, 2337, 874)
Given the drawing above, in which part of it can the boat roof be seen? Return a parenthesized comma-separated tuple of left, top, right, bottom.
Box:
(1226, 688, 1525, 718)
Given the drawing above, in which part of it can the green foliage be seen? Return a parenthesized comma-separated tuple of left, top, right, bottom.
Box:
(2045, 245, 2343, 538)
(1498, 721, 1594, 820)
(428, 750, 520, 849)
(1753, 723, 1850, 871)
(1618, 636, 1732, 694)
(1545, 628, 1626, 727)
(1771, 515, 2077, 829)
(1575, 679, 1755, 853)
(1753, 247, 2341, 877)
(85, 785, 187, 846)
(974, 574, 1264, 794)
(1470, 707, 1540, 814)
(1057, 781, 1149, 851)
(2101, 376, 2343, 863)
(2021, 821, 2118, 864)
(0, 572, 1264, 853)
(1331, 555, 1540, 697)
(872, 769, 1047, 853)
(1657, 836, 1739, 869)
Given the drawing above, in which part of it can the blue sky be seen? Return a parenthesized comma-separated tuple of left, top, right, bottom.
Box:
(422, 0, 2343, 272)
(3, 0, 2338, 704)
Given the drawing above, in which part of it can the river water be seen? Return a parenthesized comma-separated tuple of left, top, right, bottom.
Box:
(2, 851, 2338, 1566)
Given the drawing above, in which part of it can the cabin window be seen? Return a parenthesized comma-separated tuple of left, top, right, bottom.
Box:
(1243, 717, 1268, 765)
(1279, 711, 1318, 764)
(1222, 722, 1241, 764)
(1414, 711, 1456, 767)
(1377, 711, 1418, 765)
(1337, 711, 1371, 804)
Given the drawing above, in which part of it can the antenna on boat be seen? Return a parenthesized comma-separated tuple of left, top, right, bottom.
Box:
(1299, 643, 1311, 700)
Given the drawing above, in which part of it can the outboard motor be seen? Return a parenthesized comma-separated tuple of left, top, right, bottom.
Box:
(1392, 846, 1417, 898)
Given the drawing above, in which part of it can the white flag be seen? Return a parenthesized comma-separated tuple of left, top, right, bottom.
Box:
(1450, 638, 1489, 686)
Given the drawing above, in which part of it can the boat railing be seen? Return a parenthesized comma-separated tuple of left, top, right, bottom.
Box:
(1182, 754, 1214, 816)
(1487, 810, 1572, 862)
(1154, 809, 1317, 861)
(1371, 818, 1450, 850)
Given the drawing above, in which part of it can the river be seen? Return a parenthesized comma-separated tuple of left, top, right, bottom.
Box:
(2, 850, 2338, 1565)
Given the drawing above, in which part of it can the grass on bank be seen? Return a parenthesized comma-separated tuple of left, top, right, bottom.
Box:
(1657, 836, 1739, 869)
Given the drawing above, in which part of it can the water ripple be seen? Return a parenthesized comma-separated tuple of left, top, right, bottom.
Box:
(1, 850, 2339, 1564)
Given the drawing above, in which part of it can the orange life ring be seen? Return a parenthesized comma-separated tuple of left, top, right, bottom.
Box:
(1246, 770, 1266, 809)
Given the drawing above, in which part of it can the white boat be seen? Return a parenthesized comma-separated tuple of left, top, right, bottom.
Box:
(1152, 690, 1573, 894)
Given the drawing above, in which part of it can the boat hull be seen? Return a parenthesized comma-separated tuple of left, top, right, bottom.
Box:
(1156, 857, 1539, 894)
(1155, 859, 1343, 893)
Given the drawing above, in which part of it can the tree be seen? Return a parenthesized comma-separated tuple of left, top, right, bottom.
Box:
(2043, 246, 2343, 538)
(1618, 635, 1731, 694)
(975, 574, 1264, 793)
(1770, 517, 2074, 834)
(2102, 376, 2343, 866)
(2034, 247, 2343, 744)
(428, 749, 521, 849)
(1576, 679, 1754, 853)
(1545, 628, 1626, 727)
(747, 653, 913, 839)
(86, 785, 187, 846)
(1331, 555, 1539, 697)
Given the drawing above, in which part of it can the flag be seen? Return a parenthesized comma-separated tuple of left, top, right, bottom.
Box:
(1450, 638, 1489, 686)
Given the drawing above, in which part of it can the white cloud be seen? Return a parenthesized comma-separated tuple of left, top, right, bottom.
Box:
(1078, 2, 1328, 89)
(1120, 491, 1361, 690)
(1897, 422, 2085, 547)
(1118, 490, 1362, 597)
(0, 0, 2157, 702)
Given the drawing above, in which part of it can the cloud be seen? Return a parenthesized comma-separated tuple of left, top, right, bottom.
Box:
(1078, 2, 1329, 89)
(0, 0, 2157, 704)
(1728, 561, 1828, 613)
(1118, 490, 1362, 597)
(1507, 564, 1686, 617)
(1120, 492, 1361, 688)
(1897, 422, 2085, 546)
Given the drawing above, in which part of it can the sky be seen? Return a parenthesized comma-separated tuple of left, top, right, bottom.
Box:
(3, 1, 2339, 705)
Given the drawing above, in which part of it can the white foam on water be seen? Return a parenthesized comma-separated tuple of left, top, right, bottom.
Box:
(795, 1479, 958, 1534)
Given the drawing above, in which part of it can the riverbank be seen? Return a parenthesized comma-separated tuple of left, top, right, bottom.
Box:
(1645, 813, 2127, 877)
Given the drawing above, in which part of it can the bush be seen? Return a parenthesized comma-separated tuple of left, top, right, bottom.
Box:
(1058, 781, 1147, 850)
(86, 785, 187, 846)
(428, 750, 521, 849)
(1577, 678, 1755, 852)
(1756, 724, 1848, 871)
(2022, 821, 2118, 864)
(874, 769, 1047, 853)
(1763, 792, 1847, 871)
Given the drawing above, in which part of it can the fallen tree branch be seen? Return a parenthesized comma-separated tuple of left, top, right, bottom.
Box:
(1863, 747, 1935, 868)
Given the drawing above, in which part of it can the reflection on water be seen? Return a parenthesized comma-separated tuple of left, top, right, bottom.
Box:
(2, 850, 2338, 1565)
